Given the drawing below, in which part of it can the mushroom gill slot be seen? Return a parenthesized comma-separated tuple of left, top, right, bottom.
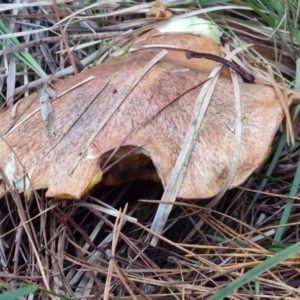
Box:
(99, 146, 161, 186)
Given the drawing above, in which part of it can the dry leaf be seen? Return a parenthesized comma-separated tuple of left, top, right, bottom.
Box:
(0, 48, 287, 199)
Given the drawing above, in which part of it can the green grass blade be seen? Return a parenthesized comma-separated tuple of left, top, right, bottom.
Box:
(208, 241, 300, 300)
(273, 57, 300, 242)
(251, 172, 295, 187)
(0, 286, 37, 300)
(244, 132, 287, 218)
(273, 156, 300, 242)
(0, 20, 47, 78)
(296, 58, 300, 92)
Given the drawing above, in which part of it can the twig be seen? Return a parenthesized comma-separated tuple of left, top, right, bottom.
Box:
(186, 51, 255, 83)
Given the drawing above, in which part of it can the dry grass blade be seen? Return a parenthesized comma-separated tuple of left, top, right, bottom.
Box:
(203, 48, 242, 208)
(70, 49, 168, 175)
(150, 63, 222, 246)
(103, 205, 123, 299)
(53, 0, 78, 75)
(0, 33, 120, 56)
(104, 204, 151, 300)
(257, 68, 294, 144)
(179, 66, 242, 251)
(0, 165, 51, 294)
(39, 87, 58, 140)
(73, 203, 137, 224)
(182, 45, 269, 243)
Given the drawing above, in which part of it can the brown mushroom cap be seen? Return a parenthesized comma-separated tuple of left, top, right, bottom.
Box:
(0, 49, 284, 199)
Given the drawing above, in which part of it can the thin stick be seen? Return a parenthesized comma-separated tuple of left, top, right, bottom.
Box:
(186, 51, 255, 84)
